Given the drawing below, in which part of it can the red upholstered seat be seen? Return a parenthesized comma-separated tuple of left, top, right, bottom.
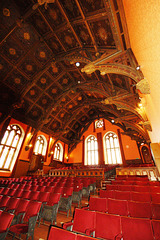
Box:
(95, 212, 121, 239)
(0, 211, 14, 237)
(37, 191, 50, 203)
(89, 197, 107, 213)
(152, 220, 160, 240)
(132, 185, 150, 192)
(108, 198, 129, 216)
(150, 186, 160, 193)
(29, 185, 38, 191)
(7, 188, 16, 197)
(14, 198, 29, 215)
(23, 185, 31, 191)
(131, 191, 151, 202)
(14, 189, 23, 198)
(47, 193, 61, 206)
(128, 201, 152, 218)
(1, 188, 10, 195)
(151, 203, 160, 220)
(0, 195, 10, 210)
(114, 190, 131, 200)
(36, 186, 46, 192)
(106, 184, 118, 190)
(151, 193, 160, 203)
(76, 235, 95, 240)
(121, 216, 154, 240)
(27, 191, 40, 201)
(5, 197, 20, 212)
(48, 226, 76, 240)
(99, 190, 115, 198)
(63, 208, 96, 236)
(118, 185, 133, 191)
(20, 190, 31, 199)
(45, 186, 55, 193)
(9, 201, 41, 240)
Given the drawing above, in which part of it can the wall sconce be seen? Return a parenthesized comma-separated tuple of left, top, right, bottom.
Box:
(66, 156, 69, 162)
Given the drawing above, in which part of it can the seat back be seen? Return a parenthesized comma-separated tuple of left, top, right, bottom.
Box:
(28, 191, 40, 201)
(73, 208, 95, 234)
(95, 212, 121, 239)
(152, 220, 160, 240)
(89, 197, 107, 213)
(108, 198, 129, 216)
(47, 193, 61, 206)
(0, 195, 10, 208)
(151, 203, 160, 220)
(23, 201, 41, 222)
(118, 185, 133, 191)
(38, 191, 50, 203)
(62, 187, 73, 198)
(99, 190, 115, 198)
(131, 191, 151, 202)
(121, 216, 154, 240)
(15, 198, 29, 215)
(48, 226, 76, 240)
(132, 185, 150, 192)
(128, 201, 152, 218)
(20, 190, 31, 199)
(6, 197, 20, 212)
(0, 211, 14, 232)
(114, 190, 131, 200)
(151, 193, 160, 203)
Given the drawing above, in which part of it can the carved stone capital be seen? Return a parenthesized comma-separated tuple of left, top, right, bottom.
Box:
(136, 79, 150, 94)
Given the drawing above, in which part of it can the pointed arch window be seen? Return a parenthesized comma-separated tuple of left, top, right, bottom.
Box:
(53, 143, 63, 162)
(85, 135, 98, 165)
(104, 132, 122, 164)
(33, 135, 47, 156)
(0, 124, 24, 171)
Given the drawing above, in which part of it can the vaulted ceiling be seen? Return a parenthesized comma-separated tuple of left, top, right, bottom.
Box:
(0, 0, 151, 152)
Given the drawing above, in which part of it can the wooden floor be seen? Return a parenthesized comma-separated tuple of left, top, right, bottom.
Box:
(6, 197, 91, 240)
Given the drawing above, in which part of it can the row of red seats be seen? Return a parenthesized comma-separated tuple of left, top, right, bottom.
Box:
(63, 208, 160, 240)
(106, 184, 160, 192)
(112, 180, 159, 186)
(86, 196, 160, 220)
(116, 174, 149, 180)
(100, 189, 160, 202)
(0, 200, 41, 240)
(48, 226, 95, 240)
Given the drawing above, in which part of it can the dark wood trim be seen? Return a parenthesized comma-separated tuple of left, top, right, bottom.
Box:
(93, 121, 96, 132)
(97, 132, 105, 165)
(82, 135, 85, 166)
(103, 118, 106, 131)
(45, 136, 50, 163)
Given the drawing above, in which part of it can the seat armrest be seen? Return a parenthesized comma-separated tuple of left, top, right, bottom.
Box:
(63, 222, 73, 231)
(115, 233, 123, 240)
(85, 228, 95, 237)
(81, 206, 89, 210)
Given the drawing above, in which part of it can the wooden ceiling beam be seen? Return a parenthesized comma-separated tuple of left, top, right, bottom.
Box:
(75, 0, 98, 53)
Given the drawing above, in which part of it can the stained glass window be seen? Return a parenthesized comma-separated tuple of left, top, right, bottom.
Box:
(0, 124, 24, 171)
(85, 135, 98, 165)
(104, 132, 122, 164)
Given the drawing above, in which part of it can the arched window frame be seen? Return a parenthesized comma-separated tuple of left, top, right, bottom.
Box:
(95, 119, 103, 129)
(103, 131, 122, 164)
(53, 143, 63, 162)
(0, 124, 25, 171)
(85, 135, 99, 165)
(33, 135, 47, 156)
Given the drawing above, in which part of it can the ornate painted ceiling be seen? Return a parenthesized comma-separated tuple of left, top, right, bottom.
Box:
(0, 0, 151, 152)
